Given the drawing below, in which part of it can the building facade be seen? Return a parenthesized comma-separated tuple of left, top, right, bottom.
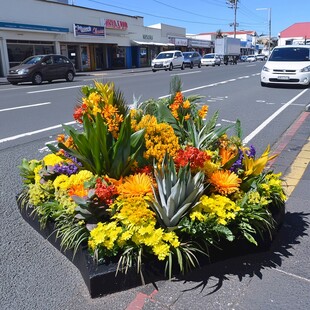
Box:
(278, 22, 310, 46)
(0, 0, 201, 76)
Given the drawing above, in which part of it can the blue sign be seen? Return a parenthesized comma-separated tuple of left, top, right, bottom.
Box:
(74, 23, 105, 37)
(0, 21, 69, 33)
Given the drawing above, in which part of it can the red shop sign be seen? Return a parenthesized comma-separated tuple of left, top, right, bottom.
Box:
(105, 19, 128, 30)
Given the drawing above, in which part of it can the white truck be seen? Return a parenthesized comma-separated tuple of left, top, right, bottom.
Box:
(215, 37, 241, 65)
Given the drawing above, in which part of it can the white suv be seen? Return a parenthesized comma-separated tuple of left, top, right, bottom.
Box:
(151, 50, 185, 72)
(261, 45, 310, 87)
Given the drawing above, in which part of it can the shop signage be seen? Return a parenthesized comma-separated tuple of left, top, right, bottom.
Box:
(74, 23, 105, 37)
(143, 34, 153, 40)
(189, 39, 212, 48)
(105, 19, 128, 30)
(0, 21, 69, 33)
(169, 37, 188, 46)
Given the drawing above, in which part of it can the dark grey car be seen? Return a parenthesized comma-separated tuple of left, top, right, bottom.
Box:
(183, 51, 202, 68)
(7, 54, 76, 85)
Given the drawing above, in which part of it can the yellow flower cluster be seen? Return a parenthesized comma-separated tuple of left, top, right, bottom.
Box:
(42, 154, 64, 167)
(28, 181, 54, 206)
(53, 170, 93, 191)
(247, 191, 269, 207)
(134, 115, 180, 163)
(88, 196, 180, 260)
(259, 173, 286, 202)
(191, 194, 241, 225)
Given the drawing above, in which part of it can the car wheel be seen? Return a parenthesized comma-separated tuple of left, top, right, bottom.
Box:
(169, 63, 173, 71)
(190, 62, 193, 69)
(152, 69, 157, 72)
(212, 64, 215, 67)
(181, 63, 185, 70)
(198, 62, 201, 68)
(66, 70, 74, 82)
(32, 73, 42, 85)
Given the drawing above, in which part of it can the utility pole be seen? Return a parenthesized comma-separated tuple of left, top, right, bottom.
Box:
(227, 0, 238, 38)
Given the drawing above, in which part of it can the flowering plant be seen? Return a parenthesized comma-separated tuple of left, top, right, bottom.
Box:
(18, 78, 286, 278)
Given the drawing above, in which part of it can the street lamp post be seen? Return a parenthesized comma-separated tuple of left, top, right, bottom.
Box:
(256, 8, 272, 55)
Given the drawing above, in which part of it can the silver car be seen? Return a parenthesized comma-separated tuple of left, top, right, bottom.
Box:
(201, 53, 221, 66)
(183, 52, 202, 68)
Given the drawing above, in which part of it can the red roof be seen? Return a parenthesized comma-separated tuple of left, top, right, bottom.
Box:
(280, 22, 310, 38)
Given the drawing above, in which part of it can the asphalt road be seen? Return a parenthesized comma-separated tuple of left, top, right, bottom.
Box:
(0, 63, 309, 309)
(0, 62, 309, 152)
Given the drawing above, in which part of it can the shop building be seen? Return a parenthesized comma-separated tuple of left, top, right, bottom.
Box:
(0, 0, 187, 76)
(278, 22, 310, 46)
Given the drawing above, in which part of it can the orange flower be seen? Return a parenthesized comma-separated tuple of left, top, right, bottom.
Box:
(210, 170, 241, 196)
(219, 148, 237, 166)
(68, 184, 88, 197)
(198, 105, 208, 119)
(117, 173, 154, 197)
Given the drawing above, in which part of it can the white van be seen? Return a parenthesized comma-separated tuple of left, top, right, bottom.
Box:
(260, 45, 310, 87)
(151, 50, 184, 72)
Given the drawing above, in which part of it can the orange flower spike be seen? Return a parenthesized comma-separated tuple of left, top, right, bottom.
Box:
(57, 134, 65, 143)
(183, 99, 191, 109)
(219, 148, 237, 166)
(198, 105, 209, 119)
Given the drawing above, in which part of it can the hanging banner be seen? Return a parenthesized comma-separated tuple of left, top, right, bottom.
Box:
(74, 23, 105, 37)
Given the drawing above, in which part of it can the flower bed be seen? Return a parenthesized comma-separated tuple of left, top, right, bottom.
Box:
(17, 78, 286, 297)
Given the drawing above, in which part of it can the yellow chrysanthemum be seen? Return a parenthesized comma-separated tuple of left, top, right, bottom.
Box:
(192, 194, 241, 225)
(43, 153, 64, 167)
(117, 173, 153, 197)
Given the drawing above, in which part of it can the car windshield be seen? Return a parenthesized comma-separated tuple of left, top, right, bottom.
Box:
(156, 53, 173, 59)
(203, 54, 214, 59)
(21, 56, 44, 65)
(183, 53, 193, 58)
(269, 47, 310, 61)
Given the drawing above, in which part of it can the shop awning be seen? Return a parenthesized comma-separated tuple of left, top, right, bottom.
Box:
(131, 40, 174, 46)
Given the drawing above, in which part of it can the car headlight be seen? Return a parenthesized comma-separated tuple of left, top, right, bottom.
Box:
(163, 61, 170, 65)
(262, 66, 270, 72)
(300, 65, 310, 72)
(17, 68, 29, 74)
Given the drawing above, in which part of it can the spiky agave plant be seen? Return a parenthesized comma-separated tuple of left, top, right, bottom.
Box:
(147, 154, 205, 229)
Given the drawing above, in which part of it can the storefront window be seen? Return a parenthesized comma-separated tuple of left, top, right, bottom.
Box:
(112, 46, 125, 68)
(140, 47, 147, 66)
(7, 40, 54, 67)
(81, 45, 90, 71)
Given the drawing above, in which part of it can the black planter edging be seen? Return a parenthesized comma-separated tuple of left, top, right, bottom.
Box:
(17, 197, 285, 298)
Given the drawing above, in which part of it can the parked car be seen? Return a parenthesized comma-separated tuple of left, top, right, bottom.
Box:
(7, 54, 76, 85)
(240, 55, 248, 62)
(201, 53, 221, 66)
(151, 50, 184, 72)
(261, 45, 310, 87)
(256, 54, 267, 61)
(183, 51, 202, 68)
(246, 55, 257, 62)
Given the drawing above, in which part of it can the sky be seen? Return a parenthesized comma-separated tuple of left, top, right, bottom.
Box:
(71, 0, 310, 38)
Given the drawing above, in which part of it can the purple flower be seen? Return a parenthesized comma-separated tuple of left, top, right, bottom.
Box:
(53, 163, 79, 176)
(230, 149, 244, 173)
(246, 145, 256, 158)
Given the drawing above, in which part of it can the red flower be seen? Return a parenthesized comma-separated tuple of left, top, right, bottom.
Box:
(95, 178, 118, 205)
(175, 147, 210, 170)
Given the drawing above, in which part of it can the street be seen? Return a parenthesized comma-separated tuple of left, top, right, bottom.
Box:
(0, 62, 309, 310)
(0, 62, 309, 152)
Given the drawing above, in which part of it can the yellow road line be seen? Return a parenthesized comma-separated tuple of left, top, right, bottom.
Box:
(283, 136, 310, 197)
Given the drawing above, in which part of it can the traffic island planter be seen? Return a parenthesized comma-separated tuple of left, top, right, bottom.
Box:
(17, 196, 285, 298)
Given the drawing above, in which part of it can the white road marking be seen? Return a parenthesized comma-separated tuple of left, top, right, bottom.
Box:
(243, 89, 308, 144)
(0, 102, 51, 113)
(0, 121, 76, 144)
(170, 71, 201, 76)
(27, 85, 85, 94)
